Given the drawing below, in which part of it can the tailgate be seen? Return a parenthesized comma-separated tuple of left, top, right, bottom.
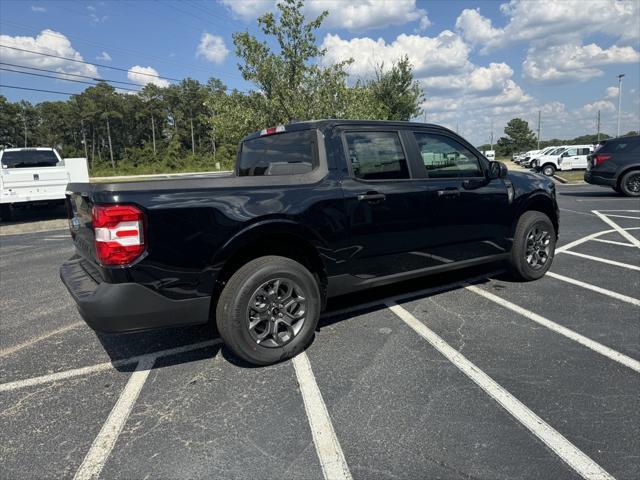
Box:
(66, 188, 98, 264)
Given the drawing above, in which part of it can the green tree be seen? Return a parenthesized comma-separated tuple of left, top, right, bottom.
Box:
(367, 56, 423, 121)
(232, 0, 353, 123)
(497, 118, 537, 155)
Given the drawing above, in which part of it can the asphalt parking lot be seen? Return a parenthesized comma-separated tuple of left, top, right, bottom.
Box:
(1, 183, 639, 480)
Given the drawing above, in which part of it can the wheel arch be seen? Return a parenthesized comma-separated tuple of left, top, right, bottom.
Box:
(211, 220, 329, 313)
(514, 192, 559, 237)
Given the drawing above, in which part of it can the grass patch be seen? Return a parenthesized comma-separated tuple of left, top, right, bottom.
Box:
(554, 170, 586, 183)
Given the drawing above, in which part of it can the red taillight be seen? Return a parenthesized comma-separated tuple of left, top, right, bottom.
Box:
(260, 125, 285, 136)
(92, 204, 146, 266)
(593, 154, 612, 166)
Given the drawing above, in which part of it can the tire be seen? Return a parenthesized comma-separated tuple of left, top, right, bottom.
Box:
(508, 211, 556, 281)
(0, 204, 12, 222)
(216, 255, 320, 366)
(542, 164, 556, 176)
(619, 170, 640, 197)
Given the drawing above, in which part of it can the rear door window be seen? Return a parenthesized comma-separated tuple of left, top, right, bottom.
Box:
(238, 130, 315, 176)
(1, 150, 59, 168)
(344, 131, 410, 180)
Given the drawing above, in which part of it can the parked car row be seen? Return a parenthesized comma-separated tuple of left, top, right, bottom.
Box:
(512, 145, 594, 176)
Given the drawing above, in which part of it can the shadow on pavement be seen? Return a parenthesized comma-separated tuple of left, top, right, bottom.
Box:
(97, 262, 504, 371)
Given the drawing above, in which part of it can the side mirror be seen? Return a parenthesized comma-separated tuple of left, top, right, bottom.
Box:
(489, 160, 508, 179)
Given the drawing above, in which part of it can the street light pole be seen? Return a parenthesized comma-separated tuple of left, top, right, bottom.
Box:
(617, 74, 625, 137)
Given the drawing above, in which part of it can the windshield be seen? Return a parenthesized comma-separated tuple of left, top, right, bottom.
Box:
(1, 150, 59, 168)
(238, 130, 314, 176)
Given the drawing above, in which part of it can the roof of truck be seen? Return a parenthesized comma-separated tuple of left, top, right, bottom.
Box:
(241, 119, 453, 142)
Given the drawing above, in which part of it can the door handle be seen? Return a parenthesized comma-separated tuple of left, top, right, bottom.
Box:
(437, 188, 460, 198)
(357, 191, 386, 202)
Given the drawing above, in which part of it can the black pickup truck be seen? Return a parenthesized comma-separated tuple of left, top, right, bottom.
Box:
(61, 120, 559, 365)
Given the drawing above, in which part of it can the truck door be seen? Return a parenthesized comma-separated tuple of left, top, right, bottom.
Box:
(339, 129, 433, 278)
(410, 130, 511, 263)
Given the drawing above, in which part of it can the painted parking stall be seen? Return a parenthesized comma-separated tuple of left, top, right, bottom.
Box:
(1, 184, 639, 479)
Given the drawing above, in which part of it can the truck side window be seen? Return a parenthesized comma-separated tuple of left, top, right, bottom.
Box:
(413, 132, 482, 178)
(344, 131, 410, 180)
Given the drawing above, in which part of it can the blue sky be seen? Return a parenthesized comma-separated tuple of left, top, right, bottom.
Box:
(0, 0, 638, 145)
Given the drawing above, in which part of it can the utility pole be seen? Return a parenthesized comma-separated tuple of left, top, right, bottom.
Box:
(22, 108, 27, 147)
(190, 115, 195, 155)
(537, 110, 541, 149)
(596, 110, 601, 142)
(490, 118, 494, 151)
(80, 119, 89, 164)
(105, 117, 115, 170)
(617, 73, 625, 137)
(150, 114, 157, 156)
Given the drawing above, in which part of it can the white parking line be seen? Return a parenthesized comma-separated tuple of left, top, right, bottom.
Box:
(602, 214, 640, 220)
(0, 339, 221, 392)
(292, 352, 352, 480)
(592, 238, 636, 247)
(546, 272, 640, 306)
(74, 357, 155, 480)
(560, 250, 640, 271)
(466, 285, 640, 373)
(593, 211, 640, 248)
(386, 302, 615, 480)
(0, 321, 83, 358)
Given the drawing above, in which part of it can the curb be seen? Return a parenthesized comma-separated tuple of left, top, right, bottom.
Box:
(552, 175, 569, 184)
(0, 219, 68, 236)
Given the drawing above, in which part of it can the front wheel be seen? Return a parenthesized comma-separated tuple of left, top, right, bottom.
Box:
(216, 255, 320, 366)
(542, 164, 556, 176)
(508, 211, 556, 281)
(619, 170, 640, 197)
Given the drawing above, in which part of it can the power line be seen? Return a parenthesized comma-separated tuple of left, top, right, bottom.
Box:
(0, 84, 77, 96)
(0, 44, 181, 82)
(0, 62, 143, 87)
(0, 19, 235, 78)
(0, 67, 142, 92)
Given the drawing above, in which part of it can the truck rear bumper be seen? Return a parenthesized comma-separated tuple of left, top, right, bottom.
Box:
(584, 171, 616, 187)
(60, 257, 211, 333)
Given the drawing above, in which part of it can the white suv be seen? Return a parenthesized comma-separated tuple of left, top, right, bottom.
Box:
(533, 145, 594, 176)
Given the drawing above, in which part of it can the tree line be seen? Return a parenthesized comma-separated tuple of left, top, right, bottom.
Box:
(0, 0, 423, 176)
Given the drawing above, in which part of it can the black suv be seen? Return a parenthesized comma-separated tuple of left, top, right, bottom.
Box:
(585, 135, 640, 196)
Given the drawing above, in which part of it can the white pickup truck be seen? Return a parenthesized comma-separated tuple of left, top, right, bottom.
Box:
(532, 145, 594, 176)
(0, 147, 89, 221)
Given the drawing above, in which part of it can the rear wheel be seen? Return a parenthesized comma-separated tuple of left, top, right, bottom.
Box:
(542, 164, 556, 176)
(509, 211, 556, 281)
(216, 255, 320, 366)
(619, 170, 640, 197)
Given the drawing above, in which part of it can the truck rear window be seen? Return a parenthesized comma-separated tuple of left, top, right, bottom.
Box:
(1, 150, 59, 168)
(238, 130, 314, 176)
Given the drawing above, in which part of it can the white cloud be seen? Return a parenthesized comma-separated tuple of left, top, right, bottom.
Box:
(96, 51, 111, 61)
(220, 0, 428, 32)
(196, 33, 229, 64)
(220, 0, 272, 21)
(457, 0, 639, 53)
(127, 65, 169, 88)
(0, 29, 98, 77)
(31, 6, 46, 13)
(523, 42, 640, 83)
(580, 100, 617, 115)
(306, 0, 428, 32)
(321, 31, 470, 78)
(605, 86, 620, 98)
